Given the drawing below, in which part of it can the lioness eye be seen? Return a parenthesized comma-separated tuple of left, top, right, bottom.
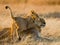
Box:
(33, 20, 34, 22)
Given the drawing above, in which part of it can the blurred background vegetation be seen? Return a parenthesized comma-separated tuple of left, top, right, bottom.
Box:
(0, 0, 60, 5)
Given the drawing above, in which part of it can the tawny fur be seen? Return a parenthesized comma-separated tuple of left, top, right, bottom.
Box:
(5, 6, 46, 41)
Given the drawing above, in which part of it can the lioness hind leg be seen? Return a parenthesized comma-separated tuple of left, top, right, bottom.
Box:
(10, 22, 19, 42)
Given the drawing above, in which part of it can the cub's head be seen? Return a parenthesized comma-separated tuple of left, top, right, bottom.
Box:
(30, 10, 46, 28)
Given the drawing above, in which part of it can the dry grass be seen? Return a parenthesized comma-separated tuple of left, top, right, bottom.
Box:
(0, 0, 60, 5)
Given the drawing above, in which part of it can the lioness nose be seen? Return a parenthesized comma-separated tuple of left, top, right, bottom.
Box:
(43, 22, 46, 26)
(44, 22, 46, 24)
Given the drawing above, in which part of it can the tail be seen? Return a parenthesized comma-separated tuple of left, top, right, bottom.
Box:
(5, 6, 14, 19)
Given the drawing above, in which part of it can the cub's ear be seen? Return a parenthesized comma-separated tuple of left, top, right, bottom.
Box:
(31, 10, 39, 19)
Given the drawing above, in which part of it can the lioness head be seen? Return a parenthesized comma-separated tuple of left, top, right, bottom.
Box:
(30, 10, 46, 28)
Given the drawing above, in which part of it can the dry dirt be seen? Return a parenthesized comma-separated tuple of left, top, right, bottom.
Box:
(0, 4, 60, 45)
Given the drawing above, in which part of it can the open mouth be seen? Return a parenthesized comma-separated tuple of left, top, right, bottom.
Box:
(41, 24, 46, 28)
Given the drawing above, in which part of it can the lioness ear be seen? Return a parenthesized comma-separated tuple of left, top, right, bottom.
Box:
(31, 10, 39, 19)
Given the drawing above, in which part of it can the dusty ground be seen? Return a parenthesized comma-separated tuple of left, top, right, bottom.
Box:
(0, 4, 60, 45)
